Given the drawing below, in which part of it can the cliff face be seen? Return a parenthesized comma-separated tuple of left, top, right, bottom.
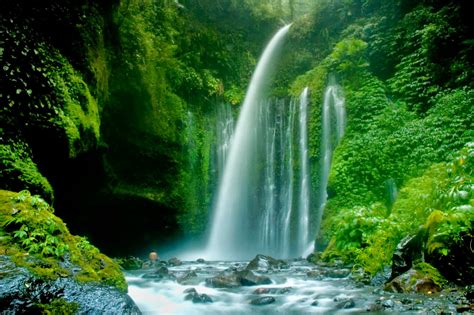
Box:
(0, 0, 280, 256)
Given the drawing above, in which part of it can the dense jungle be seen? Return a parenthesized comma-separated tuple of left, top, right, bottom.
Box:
(0, 0, 472, 313)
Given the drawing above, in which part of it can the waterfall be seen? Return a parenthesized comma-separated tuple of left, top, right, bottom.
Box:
(281, 99, 296, 258)
(298, 87, 311, 255)
(315, 82, 346, 243)
(206, 25, 291, 260)
(215, 103, 234, 179)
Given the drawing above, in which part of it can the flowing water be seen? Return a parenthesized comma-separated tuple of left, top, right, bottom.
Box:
(206, 25, 293, 260)
(126, 259, 460, 314)
(298, 87, 311, 256)
(315, 83, 346, 240)
(215, 103, 234, 180)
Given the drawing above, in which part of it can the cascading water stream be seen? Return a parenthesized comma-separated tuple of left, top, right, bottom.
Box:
(215, 103, 234, 179)
(206, 25, 291, 260)
(315, 82, 346, 243)
(298, 87, 311, 255)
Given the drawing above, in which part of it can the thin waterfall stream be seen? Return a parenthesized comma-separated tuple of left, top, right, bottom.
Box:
(314, 82, 346, 242)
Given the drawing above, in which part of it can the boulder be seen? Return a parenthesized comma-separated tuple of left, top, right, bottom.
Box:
(205, 269, 272, 288)
(384, 268, 441, 294)
(246, 255, 288, 273)
(250, 296, 276, 306)
(335, 298, 355, 309)
(0, 256, 140, 314)
(177, 271, 199, 285)
(253, 287, 291, 295)
(205, 270, 241, 288)
(322, 269, 351, 278)
(238, 270, 272, 286)
(142, 266, 176, 281)
(389, 233, 424, 281)
(119, 256, 143, 271)
(168, 257, 182, 267)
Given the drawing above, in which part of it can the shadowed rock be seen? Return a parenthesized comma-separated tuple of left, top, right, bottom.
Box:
(250, 296, 276, 305)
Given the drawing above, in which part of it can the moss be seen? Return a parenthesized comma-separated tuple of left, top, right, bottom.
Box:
(45, 53, 101, 158)
(414, 262, 447, 288)
(0, 142, 54, 203)
(0, 190, 127, 292)
(37, 298, 79, 315)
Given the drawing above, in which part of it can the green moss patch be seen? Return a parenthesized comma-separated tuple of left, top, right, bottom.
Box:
(0, 190, 126, 292)
(0, 142, 54, 203)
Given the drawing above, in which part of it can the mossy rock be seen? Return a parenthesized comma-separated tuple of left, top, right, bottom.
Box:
(384, 263, 446, 294)
(0, 189, 126, 292)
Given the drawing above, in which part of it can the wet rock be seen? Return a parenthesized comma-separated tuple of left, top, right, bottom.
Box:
(253, 287, 291, 294)
(253, 288, 270, 294)
(183, 289, 213, 304)
(168, 257, 182, 266)
(335, 298, 355, 309)
(0, 256, 140, 314)
(370, 266, 391, 286)
(306, 252, 319, 264)
(311, 300, 319, 306)
(177, 271, 198, 285)
(389, 233, 424, 281)
(205, 271, 241, 288)
(192, 293, 213, 304)
(367, 303, 384, 312)
(334, 295, 355, 309)
(250, 296, 276, 306)
(384, 268, 440, 294)
(456, 304, 473, 312)
(246, 254, 288, 273)
(238, 270, 272, 286)
(196, 258, 205, 263)
(119, 256, 143, 271)
(306, 270, 321, 278)
(415, 278, 441, 294)
(142, 266, 176, 281)
(323, 269, 351, 278)
(183, 288, 197, 294)
(382, 299, 395, 308)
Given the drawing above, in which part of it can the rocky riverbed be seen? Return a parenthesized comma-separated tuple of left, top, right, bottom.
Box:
(125, 255, 473, 314)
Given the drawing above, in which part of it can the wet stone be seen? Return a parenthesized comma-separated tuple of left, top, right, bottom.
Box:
(183, 287, 197, 294)
(246, 254, 288, 273)
(334, 297, 355, 309)
(196, 258, 205, 263)
(311, 300, 319, 306)
(177, 270, 198, 285)
(382, 299, 395, 308)
(250, 296, 276, 306)
(323, 269, 351, 278)
(367, 303, 384, 312)
(192, 293, 213, 304)
(239, 270, 272, 286)
(168, 257, 182, 266)
(253, 287, 291, 295)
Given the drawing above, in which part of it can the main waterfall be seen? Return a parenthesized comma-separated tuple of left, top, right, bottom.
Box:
(206, 25, 290, 259)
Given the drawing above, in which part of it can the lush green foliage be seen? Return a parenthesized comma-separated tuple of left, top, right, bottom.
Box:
(290, 0, 473, 278)
(0, 190, 127, 292)
(0, 142, 54, 202)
